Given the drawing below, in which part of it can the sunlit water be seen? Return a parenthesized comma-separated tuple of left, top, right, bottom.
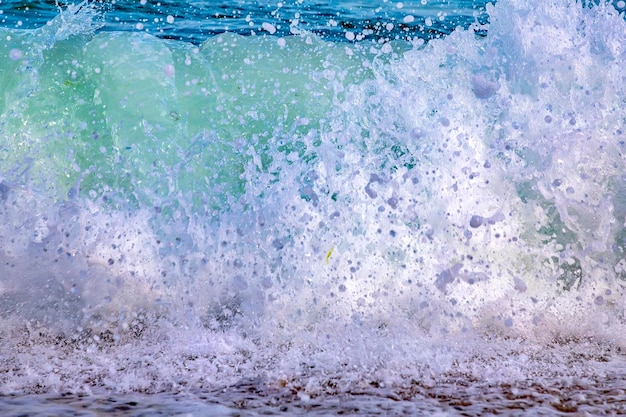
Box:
(1, 0, 626, 415)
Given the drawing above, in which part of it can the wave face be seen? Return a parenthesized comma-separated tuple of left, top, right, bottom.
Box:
(1, 0, 626, 407)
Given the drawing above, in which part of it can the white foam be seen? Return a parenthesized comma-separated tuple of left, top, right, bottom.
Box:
(1, 0, 626, 395)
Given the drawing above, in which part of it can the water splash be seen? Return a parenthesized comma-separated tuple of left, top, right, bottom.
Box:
(0, 0, 625, 401)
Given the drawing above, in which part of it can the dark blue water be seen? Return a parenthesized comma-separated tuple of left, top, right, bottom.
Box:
(0, 0, 491, 43)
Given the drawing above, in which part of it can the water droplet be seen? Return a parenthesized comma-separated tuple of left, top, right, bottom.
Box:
(9, 48, 22, 60)
(163, 64, 175, 77)
(472, 74, 499, 99)
(469, 215, 483, 228)
(262, 22, 277, 34)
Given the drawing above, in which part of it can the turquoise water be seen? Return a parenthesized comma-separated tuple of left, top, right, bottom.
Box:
(1, 0, 626, 414)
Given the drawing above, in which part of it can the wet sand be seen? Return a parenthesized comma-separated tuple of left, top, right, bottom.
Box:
(2, 375, 625, 416)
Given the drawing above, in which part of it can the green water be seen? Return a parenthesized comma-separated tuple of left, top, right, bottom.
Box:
(1, 24, 410, 212)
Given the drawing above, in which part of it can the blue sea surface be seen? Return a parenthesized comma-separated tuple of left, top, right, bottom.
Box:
(1, 0, 491, 42)
(1, 0, 626, 415)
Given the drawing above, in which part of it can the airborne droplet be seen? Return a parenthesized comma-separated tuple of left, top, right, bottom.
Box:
(469, 215, 483, 228)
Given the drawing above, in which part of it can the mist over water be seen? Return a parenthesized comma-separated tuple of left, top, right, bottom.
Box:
(1, 0, 626, 414)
